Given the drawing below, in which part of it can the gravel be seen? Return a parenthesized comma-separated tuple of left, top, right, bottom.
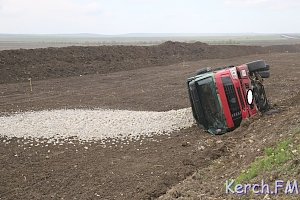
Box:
(0, 108, 194, 142)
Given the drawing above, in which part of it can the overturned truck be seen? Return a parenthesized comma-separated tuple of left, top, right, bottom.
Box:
(187, 60, 270, 134)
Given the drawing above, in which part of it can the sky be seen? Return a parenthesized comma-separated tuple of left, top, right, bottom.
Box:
(0, 0, 299, 34)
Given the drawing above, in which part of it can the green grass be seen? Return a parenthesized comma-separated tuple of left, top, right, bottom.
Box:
(235, 128, 300, 184)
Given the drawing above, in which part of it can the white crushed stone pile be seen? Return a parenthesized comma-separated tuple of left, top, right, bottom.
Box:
(0, 108, 194, 142)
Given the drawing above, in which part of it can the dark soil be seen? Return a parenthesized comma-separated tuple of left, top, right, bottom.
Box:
(0, 45, 299, 199)
(160, 103, 300, 200)
(1, 41, 300, 84)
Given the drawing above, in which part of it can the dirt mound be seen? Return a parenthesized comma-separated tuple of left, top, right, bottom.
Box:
(265, 44, 300, 53)
(2, 42, 300, 84)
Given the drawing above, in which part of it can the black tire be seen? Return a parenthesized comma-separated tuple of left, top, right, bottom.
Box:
(258, 70, 270, 78)
(253, 82, 269, 112)
(264, 64, 270, 71)
(246, 60, 267, 72)
(196, 68, 210, 75)
(256, 64, 270, 72)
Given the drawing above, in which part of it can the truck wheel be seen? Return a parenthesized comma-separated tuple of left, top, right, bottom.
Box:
(246, 60, 267, 72)
(258, 70, 270, 78)
(256, 64, 270, 72)
(196, 68, 210, 75)
(253, 82, 269, 112)
(264, 64, 270, 71)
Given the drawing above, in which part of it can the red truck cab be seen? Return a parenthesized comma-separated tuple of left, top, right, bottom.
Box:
(187, 60, 270, 134)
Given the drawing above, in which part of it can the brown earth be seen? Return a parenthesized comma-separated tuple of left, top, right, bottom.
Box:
(1, 41, 300, 85)
(0, 44, 299, 200)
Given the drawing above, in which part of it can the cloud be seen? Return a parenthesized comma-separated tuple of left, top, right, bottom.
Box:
(0, 0, 106, 33)
(225, 0, 269, 6)
(0, 0, 102, 16)
(0, 0, 299, 34)
(224, 0, 300, 10)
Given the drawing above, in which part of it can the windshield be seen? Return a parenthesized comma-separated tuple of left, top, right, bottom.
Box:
(196, 78, 225, 132)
